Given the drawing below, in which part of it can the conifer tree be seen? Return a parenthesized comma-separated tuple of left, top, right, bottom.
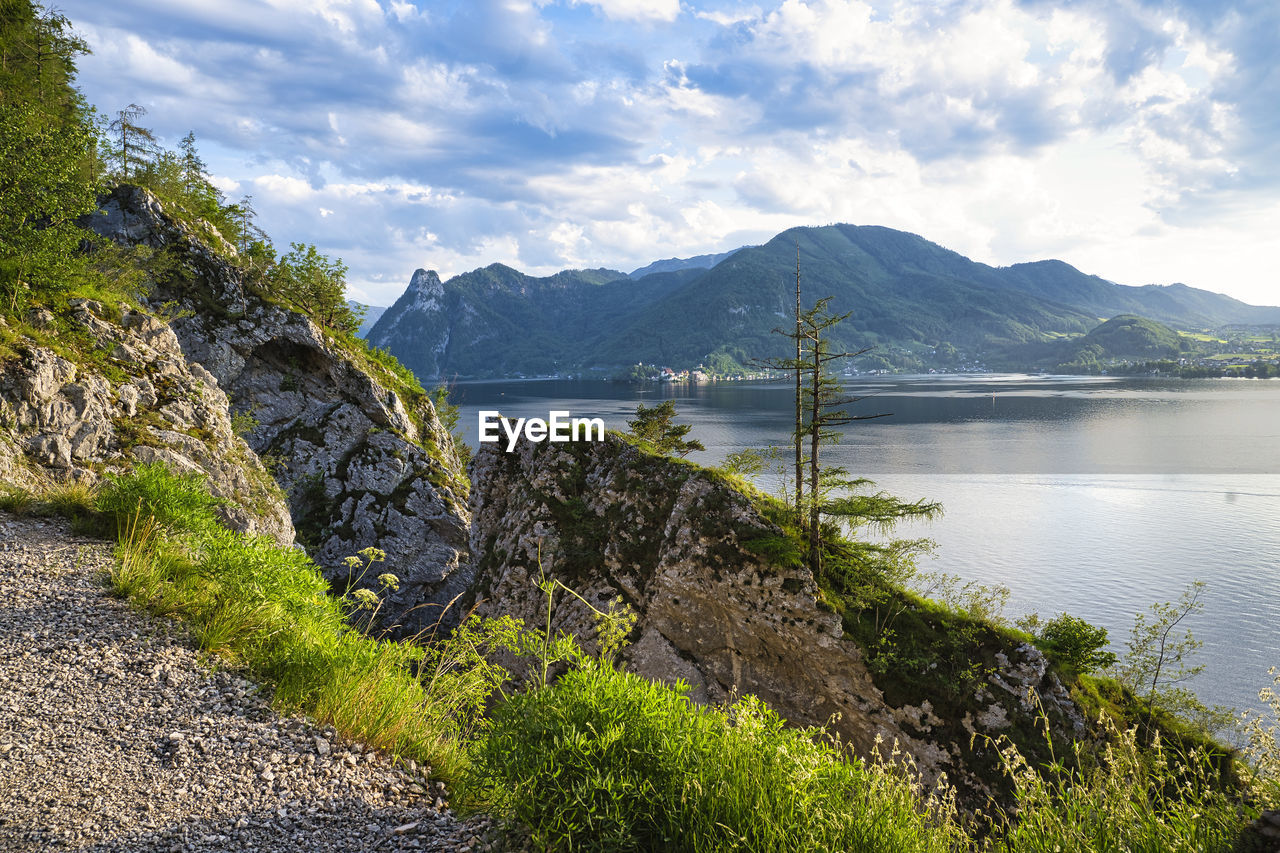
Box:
(625, 400, 705, 458)
(759, 247, 941, 577)
(797, 298, 897, 574)
(108, 102, 157, 179)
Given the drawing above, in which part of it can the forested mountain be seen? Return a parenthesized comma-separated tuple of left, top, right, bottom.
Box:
(627, 248, 745, 279)
(368, 263, 701, 378)
(369, 223, 1280, 379)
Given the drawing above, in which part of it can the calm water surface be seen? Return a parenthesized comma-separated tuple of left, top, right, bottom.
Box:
(452, 375, 1280, 714)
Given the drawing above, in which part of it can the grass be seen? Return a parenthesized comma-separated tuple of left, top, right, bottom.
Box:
(471, 659, 967, 853)
(0, 480, 99, 527)
(471, 658, 1263, 853)
(984, 707, 1248, 853)
(4, 461, 1271, 852)
(93, 462, 509, 785)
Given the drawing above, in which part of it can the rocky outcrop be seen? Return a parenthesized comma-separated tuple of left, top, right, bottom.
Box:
(0, 301, 293, 541)
(169, 301, 471, 636)
(88, 186, 471, 637)
(469, 434, 1087, 807)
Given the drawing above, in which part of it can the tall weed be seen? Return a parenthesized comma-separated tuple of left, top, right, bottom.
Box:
(1241, 667, 1280, 808)
(984, 697, 1247, 852)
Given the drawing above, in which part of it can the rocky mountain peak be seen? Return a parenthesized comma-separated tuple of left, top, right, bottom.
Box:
(408, 268, 443, 297)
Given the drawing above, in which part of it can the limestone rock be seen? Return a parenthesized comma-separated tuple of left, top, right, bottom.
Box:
(468, 434, 1089, 808)
(0, 301, 293, 541)
(167, 301, 473, 636)
(87, 185, 471, 637)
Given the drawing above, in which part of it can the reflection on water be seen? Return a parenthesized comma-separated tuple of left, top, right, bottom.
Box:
(453, 374, 1280, 713)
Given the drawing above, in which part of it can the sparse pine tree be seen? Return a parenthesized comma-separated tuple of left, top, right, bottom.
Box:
(797, 297, 900, 574)
(107, 102, 157, 179)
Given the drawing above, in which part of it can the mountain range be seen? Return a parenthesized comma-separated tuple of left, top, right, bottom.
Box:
(366, 224, 1280, 379)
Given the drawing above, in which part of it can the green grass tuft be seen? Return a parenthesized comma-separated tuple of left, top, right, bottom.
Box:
(471, 659, 966, 853)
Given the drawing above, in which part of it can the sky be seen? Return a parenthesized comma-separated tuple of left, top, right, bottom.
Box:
(56, 0, 1280, 308)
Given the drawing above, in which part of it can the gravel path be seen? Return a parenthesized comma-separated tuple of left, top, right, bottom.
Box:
(0, 513, 501, 852)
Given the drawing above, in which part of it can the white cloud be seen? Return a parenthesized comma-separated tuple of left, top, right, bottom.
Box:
(54, 0, 1280, 309)
(571, 0, 681, 23)
(694, 5, 761, 26)
(252, 174, 315, 203)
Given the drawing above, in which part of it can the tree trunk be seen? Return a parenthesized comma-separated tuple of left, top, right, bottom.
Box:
(809, 331, 821, 575)
(794, 243, 803, 519)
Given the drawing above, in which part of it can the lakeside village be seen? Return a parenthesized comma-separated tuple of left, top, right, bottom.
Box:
(613, 354, 1280, 383)
(496, 328, 1280, 383)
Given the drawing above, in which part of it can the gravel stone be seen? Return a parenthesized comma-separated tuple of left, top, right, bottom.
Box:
(0, 513, 511, 852)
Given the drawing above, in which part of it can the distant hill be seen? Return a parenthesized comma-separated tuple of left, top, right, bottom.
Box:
(628, 248, 747, 279)
(1003, 314, 1187, 371)
(368, 264, 696, 378)
(348, 302, 386, 338)
(367, 224, 1280, 379)
(997, 261, 1280, 327)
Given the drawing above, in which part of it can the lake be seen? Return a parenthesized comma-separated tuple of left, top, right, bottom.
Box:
(450, 374, 1280, 716)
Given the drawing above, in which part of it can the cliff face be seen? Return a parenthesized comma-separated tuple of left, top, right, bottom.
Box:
(0, 300, 293, 541)
(469, 434, 1086, 805)
(87, 186, 472, 636)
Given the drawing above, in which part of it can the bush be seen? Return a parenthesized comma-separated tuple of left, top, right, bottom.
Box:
(1036, 613, 1117, 675)
(471, 660, 964, 853)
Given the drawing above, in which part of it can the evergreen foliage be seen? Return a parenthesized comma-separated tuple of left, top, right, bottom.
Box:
(758, 263, 939, 577)
(624, 400, 705, 458)
(106, 102, 157, 179)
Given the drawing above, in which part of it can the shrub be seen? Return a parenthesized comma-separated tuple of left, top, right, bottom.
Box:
(1036, 613, 1117, 675)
